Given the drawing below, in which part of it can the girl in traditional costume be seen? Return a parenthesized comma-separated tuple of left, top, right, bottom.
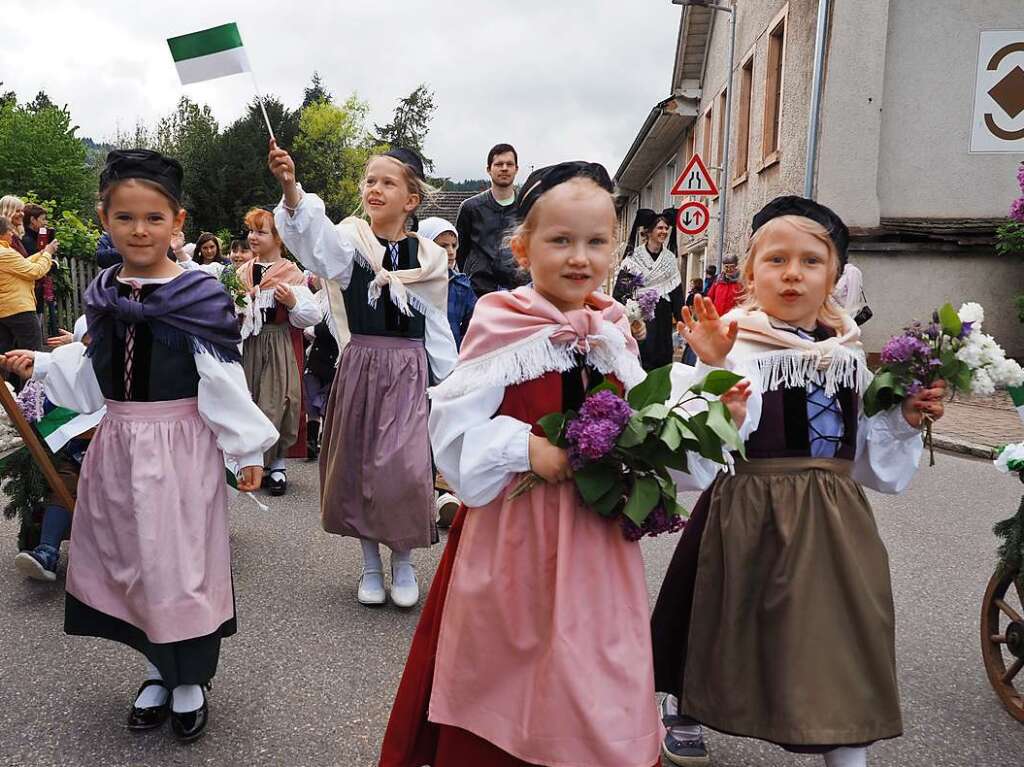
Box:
(268, 141, 457, 608)
(651, 196, 947, 767)
(376, 161, 749, 767)
(615, 206, 684, 370)
(237, 207, 321, 495)
(0, 150, 277, 742)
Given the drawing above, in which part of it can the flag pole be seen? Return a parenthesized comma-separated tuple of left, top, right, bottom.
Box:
(249, 70, 276, 143)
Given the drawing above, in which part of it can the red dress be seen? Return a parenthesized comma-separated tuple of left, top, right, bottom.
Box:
(379, 371, 660, 767)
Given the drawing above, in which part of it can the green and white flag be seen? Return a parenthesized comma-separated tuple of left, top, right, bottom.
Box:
(1010, 385, 1024, 426)
(167, 23, 251, 85)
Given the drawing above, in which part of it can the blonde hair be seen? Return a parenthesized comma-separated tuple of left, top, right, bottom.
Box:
(739, 214, 844, 329)
(356, 154, 437, 223)
(508, 176, 620, 285)
(0, 195, 24, 237)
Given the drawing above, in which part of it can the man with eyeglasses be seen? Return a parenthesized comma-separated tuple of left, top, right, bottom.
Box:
(455, 143, 526, 296)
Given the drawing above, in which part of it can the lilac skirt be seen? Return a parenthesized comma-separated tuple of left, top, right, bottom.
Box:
(319, 334, 433, 550)
(68, 398, 232, 645)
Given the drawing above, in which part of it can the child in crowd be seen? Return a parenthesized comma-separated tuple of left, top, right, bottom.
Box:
(238, 208, 322, 495)
(229, 238, 252, 267)
(269, 140, 457, 609)
(0, 149, 277, 742)
(377, 161, 749, 767)
(13, 317, 99, 582)
(410, 217, 477, 528)
(651, 196, 946, 767)
(417, 217, 476, 350)
(302, 274, 338, 461)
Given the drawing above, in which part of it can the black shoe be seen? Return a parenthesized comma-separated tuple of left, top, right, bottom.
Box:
(260, 469, 270, 489)
(170, 690, 209, 743)
(267, 472, 287, 496)
(127, 680, 170, 730)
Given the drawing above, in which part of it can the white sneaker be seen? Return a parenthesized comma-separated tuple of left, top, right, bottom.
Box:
(390, 562, 420, 608)
(435, 493, 460, 529)
(357, 569, 386, 605)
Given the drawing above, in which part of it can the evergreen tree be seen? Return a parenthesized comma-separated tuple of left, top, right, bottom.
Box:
(302, 72, 333, 108)
(374, 83, 436, 172)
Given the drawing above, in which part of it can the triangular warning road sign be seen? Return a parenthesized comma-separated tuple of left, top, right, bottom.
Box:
(671, 153, 718, 197)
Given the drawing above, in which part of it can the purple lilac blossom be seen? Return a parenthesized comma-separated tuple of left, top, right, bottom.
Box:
(1011, 196, 1024, 223)
(620, 504, 686, 541)
(619, 270, 646, 295)
(880, 334, 930, 364)
(564, 390, 633, 468)
(637, 289, 660, 322)
(14, 380, 45, 424)
(1017, 163, 1024, 193)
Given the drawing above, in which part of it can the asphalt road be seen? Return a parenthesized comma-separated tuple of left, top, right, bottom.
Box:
(1, 450, 1023, 766)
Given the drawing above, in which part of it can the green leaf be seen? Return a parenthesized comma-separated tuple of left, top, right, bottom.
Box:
(706, 400, 746, 458)
(574, 463, 618, 504)
(863, 371, 898, 417)
(688, 412, 728, 463)
(617, 414, 648, 448)
(689, 369, 744, 396)
(627, 364, 673, 409)
(640, 403, 670, 421)
(591, 482, 626, 516)
(659, 418, 683, 451)
(538, 412, 568, 445)
(623, 475, 660, 525)
(938, 303, 962, 339)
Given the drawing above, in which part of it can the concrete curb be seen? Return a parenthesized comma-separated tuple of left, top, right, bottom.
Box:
(932, 434, 997, 460)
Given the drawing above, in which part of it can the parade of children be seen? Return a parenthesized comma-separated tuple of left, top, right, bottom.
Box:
(4, 11, 1023, 765)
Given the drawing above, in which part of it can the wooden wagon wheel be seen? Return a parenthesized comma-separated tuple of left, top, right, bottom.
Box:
(981, 564, 1024, 722)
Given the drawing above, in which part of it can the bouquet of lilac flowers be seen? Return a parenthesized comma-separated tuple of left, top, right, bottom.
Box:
(616, 269, 659, 325)
(509, 365, 745, 540)
(864, 302, 1024, 465)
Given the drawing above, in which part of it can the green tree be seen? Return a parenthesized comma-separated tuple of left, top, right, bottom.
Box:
(302, 72, 333, 108)
(216, 96, 300, 233)
(294, 95, 381, 221)
(0, 93, 95, 216)
(374, 83, 436, 172)
(151, 97, 223, 238)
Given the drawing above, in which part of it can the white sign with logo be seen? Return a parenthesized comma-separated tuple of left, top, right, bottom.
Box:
(970, 30, 1024, 152)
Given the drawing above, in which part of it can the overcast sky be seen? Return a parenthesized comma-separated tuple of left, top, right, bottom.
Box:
(0, 1, 681, 181)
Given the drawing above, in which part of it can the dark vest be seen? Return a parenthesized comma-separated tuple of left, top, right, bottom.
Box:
(341, 237, 426, 340)
(88, 282, 200, 402)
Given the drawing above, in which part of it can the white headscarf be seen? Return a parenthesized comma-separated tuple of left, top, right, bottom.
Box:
(417, 217, 457, 243)
(73, 315, 88, 343)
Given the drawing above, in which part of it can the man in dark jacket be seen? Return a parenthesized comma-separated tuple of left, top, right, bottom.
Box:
(455, 143, 526, 296)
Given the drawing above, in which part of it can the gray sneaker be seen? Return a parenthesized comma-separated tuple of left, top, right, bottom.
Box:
(661, 714, 710, 766)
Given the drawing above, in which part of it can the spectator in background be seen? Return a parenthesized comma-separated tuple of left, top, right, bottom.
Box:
(702, 263, 717, 294)
(705, 253, 742, 316)
(684, 277, 703, 308)
(0, 214, 56, 358)
(95, 232, 122, 268)
(418, 216, 476, 350)
(21, 203, 59, 336)
(194, 231, 227, 277)
(455, 143, 524, 296)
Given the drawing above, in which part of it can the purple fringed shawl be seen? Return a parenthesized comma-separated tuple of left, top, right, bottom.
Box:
(85, 266, 242, 363)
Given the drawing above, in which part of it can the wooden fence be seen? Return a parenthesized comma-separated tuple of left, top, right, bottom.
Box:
(55, 259, 99, 330)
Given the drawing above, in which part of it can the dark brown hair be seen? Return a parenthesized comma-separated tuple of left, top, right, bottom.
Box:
(22, 203, 46, 225)
(99, 178, 181, 213)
